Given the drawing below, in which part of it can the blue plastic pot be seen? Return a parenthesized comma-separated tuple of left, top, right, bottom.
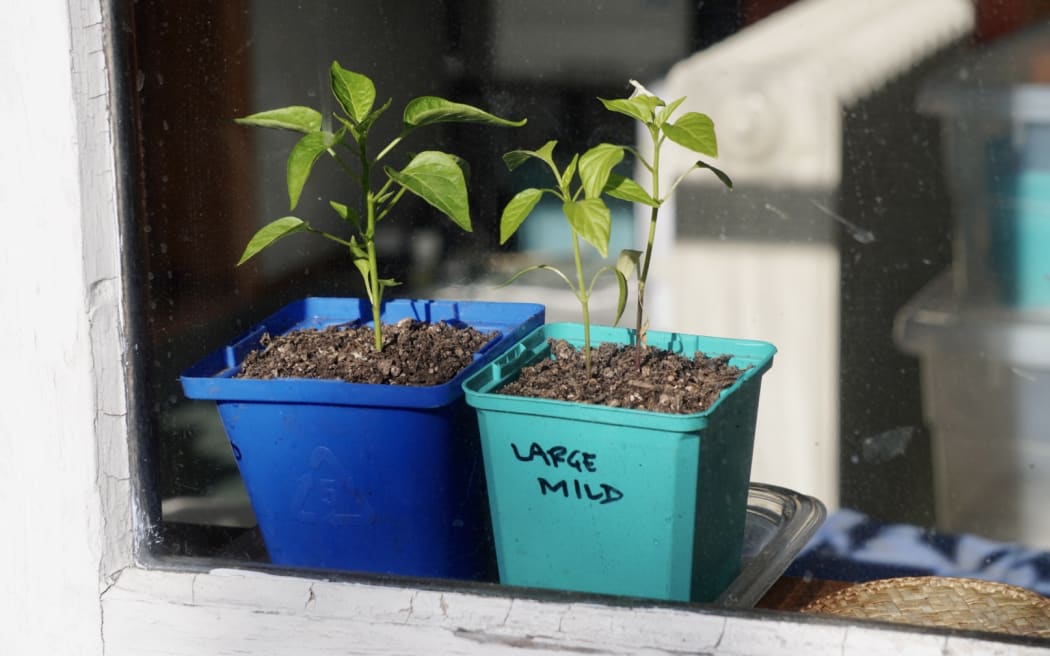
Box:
(180, 297, 544, 580)
(463, 323, 776, 601)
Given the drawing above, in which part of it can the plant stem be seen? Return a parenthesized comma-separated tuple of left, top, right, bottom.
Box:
(637, 206, 657, 337)
(366, 195, 382, 352)
(374, 133, 405, 164)
(571, 231, 592, 377)
(636, 126, 662, 356)
(359, 139, 383, 352)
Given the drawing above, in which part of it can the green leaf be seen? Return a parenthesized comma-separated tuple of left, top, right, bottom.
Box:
(237, 217, 308, 265)
(330, 61, 375, 123)
(612, 268, 629, 326)
(286, 131, 335, 209)
(563, 154, 579, 194)
(616, 249, 642, 279)
(386, 151, 472, 231)
(347, 236, 376, 303)
(333, 114, 361, 144)
(446, 152, 471, 184)
(656, 96, 687, 126)
(235, 106, 323, 133)
(374, 187, 404, 215)
(503, 141, 557, 172)
(357, 97, 393, 137)
(351, 253, 373, 299)
(403, 96, 526, 129)
(586, 265, 629, 326)
(348, 235, 369, 261)
(329, 200, 349, 219)
(564, 198, 612, 258)
(578, 143, 624, 199)
(663, 112, 718, 156)
(498, 264, 576, 294)
(598, 96, 662, 124)
(604, 173, 659, 207)
(499, 188, 544, 244)
(371, 187, 393, 204)
(329, 201, 361, 231)
(696, 159, 734, 189)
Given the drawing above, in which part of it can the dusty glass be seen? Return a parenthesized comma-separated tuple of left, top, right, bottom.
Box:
(120, 0, 1050, 627)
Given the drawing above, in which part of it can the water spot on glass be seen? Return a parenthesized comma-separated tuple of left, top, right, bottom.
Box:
(160, 242, 168, 254)
(1011, 367, 1038, 382)
(811, 200, 875, 244)
(861, 427, 915, 465)
(764, 203, 789, 221)
(136, 70, 145, 92)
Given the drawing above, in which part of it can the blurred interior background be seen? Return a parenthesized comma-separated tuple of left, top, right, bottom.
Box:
(121, 0, 1050, 566)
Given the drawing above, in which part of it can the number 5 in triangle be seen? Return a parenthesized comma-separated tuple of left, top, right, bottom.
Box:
(292, 446, 376, 526)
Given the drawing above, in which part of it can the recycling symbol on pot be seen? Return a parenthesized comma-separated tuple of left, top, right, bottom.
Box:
(292, 446, 376, 526)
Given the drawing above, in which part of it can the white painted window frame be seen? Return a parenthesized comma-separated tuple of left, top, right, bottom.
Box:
(1, 1, 1043, 653)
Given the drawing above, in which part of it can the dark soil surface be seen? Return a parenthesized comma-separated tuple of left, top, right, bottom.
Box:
(499, 339, 744, 414)
(235, 317, 498, 386)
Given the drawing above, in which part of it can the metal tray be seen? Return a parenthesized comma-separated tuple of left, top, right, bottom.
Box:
(715, 482, 827, 607)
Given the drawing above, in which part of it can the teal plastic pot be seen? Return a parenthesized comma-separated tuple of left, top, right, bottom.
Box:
(180, 297, 544, 580)
(462, 323, 776, 602)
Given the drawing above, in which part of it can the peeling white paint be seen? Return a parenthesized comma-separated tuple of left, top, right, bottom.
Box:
(100, 568, 1050, 656)
(1, 0, 111, 653)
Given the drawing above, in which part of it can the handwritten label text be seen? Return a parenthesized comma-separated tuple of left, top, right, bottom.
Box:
(511, 441, 623, 505)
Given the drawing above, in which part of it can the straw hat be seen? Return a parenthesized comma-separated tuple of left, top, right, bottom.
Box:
(800, 576, 1050, 638)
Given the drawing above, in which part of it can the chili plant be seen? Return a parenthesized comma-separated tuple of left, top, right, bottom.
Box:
(600, 81, 732, 349)
(498, 140, 631, 375)
(235, 61, 525, 351)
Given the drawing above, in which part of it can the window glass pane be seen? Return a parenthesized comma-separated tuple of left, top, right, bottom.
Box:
(124, 0, 1050, 627)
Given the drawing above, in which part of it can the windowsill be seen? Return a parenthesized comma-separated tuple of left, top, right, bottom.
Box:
(102, 561, 1048, 654)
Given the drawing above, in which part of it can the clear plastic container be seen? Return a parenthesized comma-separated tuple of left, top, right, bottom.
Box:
(919, 20, 1050, 308)
(716, 483, 827, 607)
(895, 273, 1050, 548)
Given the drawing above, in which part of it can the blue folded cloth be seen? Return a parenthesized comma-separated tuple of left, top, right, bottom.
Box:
(787, 509, 1050, 596)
